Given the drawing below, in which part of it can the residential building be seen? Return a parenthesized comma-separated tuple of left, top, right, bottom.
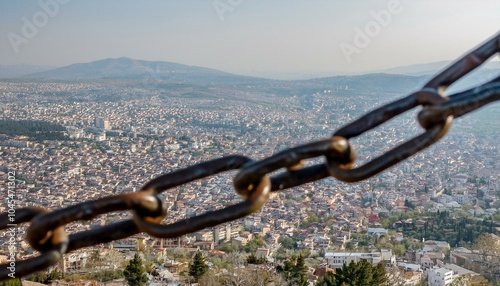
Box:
(428, 267, 453, 286)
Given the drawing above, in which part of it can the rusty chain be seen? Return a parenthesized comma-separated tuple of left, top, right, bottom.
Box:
(1, 32, 499, 279)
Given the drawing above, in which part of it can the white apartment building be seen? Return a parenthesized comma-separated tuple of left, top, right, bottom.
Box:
(325, 249, 395, 269)
(428, 267, 453, 286)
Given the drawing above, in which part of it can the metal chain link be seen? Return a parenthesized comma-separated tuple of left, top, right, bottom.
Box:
(1, 32, 499, 279)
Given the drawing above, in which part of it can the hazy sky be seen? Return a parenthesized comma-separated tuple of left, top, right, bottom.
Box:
(1, 0, 499, 78)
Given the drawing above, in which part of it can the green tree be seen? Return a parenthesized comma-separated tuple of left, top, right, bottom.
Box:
(123, 253, 148, 286)
(472, 234, 500, 282)
(316, 260, 386, 286)
(393, 244, 406, 256)
(48, 269, 64, 282)
(277, 255, 308, 286)
(279, 236, 298, 249)
(0, 279, 21, 286)
(316, 271, 338, 286)
(294, 255, 309, 286)
(277, 257, 297, 283)
(345, 241, 355, 251)
(318, 248, 326, 258)
(335, 260, 362, 285)
(373, 262, 388, 285)
(27, 269, 63, 284)
(217, 241, 242, 253)
(189, 251, 209, 282)
(301, 211, 320, 228)
(247, 253, 266, 264)
(244, 235, 265, 253)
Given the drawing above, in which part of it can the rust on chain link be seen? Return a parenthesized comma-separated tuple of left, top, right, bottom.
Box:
(327, 32, 500, 182)
(0, 32, 499, 280)
(133, 155, 271, 238)
(26, 190, 164, 252)
(419, 76, 500, 128)
(326, 90, 453, 182)
(0, 208, 68, 278)
(234, 137, 355, 192)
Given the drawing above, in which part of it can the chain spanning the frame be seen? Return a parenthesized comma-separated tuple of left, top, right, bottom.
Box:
(1, 33, 499, 279)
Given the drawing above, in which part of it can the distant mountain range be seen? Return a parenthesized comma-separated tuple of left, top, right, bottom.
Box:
(21, 57, 264, 85)
(2, 57, 498, 95)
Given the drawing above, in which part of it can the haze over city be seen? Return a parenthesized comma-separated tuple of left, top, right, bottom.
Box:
(1, 0, 499, 79)
(0, 1, 499, 285)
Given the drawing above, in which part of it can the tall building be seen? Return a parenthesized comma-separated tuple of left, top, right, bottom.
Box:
(103, 119, 111, 130)
(95, 117, 104, 128)
(95, 117, 111, 130)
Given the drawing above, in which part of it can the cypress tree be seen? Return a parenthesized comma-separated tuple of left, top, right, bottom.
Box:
(372, 263, 387, 285)
(189, 251, 208, 282)
(357, 259, 373, 285)
(123, 253, 148, 286)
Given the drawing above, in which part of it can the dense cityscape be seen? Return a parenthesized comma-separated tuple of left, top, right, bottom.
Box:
(0, 75, 499, 286)
(1, 0, 499, 284)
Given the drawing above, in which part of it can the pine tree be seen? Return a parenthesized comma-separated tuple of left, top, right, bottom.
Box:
(277, 255, 309, 286)
(277, 256, 296, 282)
(357, 259, 374, 285)
(294, 255, 309, 286)
(123, 253, 148, 286)
(335, 260, 361, 285)
(316, 272, 337, 286)
(189, 251, 208, 282)
(372, 263, 387, 285)
(247, 253, 265, 264)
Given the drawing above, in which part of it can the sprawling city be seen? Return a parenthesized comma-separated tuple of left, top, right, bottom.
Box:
(0, 57, 499, 286)
(1, 1, 500, 285)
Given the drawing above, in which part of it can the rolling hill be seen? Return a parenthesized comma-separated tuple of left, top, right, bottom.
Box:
(23, 57, 266, 85)
(15, 57, 497, 96)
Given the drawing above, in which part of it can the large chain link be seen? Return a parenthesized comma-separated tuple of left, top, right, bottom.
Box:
(1, 32, 499, 279)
